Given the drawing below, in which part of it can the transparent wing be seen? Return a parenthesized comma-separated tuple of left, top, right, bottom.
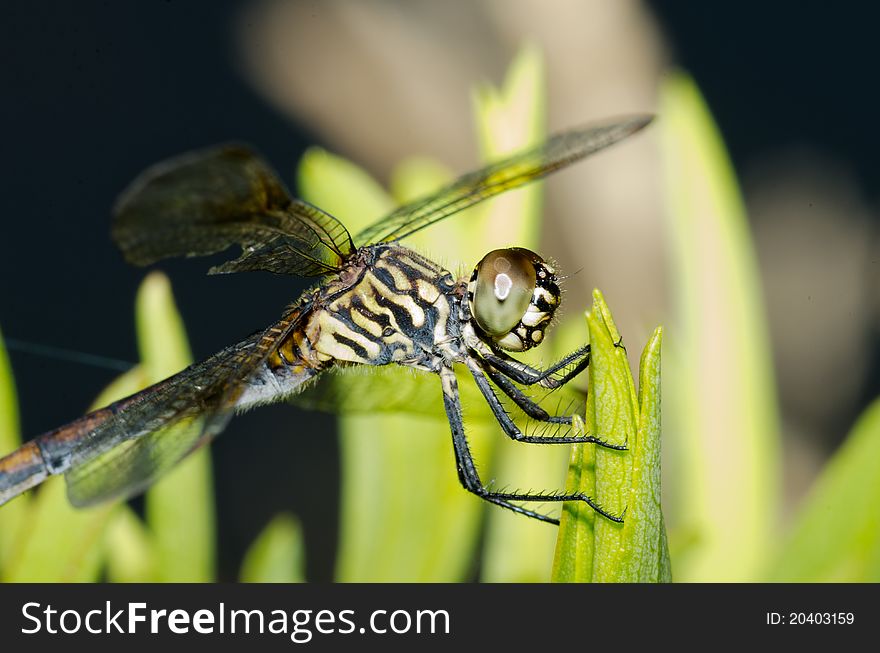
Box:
(64, 309, 307, 506)
(294, 366, 450, 418)
(112, 144, 355, 277)
(355, 115, 652, 245)
(293, 363, 584, 423)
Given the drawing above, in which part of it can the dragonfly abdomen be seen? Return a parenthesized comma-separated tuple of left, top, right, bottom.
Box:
(235, 357, 323, 411)
(0, 386, 156, 506)
(0, 441, 47, 506)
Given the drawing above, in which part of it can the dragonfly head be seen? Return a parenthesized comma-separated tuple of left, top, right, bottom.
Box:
(467, 248, 560, 352)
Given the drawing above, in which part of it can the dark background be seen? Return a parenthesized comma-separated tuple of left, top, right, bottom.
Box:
(1, 1, 878, 580)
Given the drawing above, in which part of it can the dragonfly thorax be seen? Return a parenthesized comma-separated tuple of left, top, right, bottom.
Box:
(307, 243, 457, 368)
(466, 248, 560, 352)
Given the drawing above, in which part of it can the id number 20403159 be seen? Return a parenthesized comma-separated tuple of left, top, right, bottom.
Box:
(767, 613, 855, 625)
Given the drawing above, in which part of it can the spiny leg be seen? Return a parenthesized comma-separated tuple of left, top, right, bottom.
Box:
(479, 336, 628, 389)
(480, 361, 627, 450)
(465, 357, 626, 449)
(481, 345, 592, 388)
(438, 366, 623, 525)
(480, 361, 571, 423)
(462, 331, 590, 388)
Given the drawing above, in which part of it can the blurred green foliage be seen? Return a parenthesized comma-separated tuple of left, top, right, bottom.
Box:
(659, 72, 781, 581)
(1, 48, 878, 583)
(240, 514, 304, 583)
(766, 397, 880, 581)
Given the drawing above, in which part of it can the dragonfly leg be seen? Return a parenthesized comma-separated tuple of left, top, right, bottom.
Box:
(480, 337, 627, 388)
(480, 362, 570, 423)
(480, 345, 591, 388)
(439, 366, 623, 525)
(465, 358, 626, 450)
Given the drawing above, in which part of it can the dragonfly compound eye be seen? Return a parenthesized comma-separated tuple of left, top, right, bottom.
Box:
(469, 248, 560, 351)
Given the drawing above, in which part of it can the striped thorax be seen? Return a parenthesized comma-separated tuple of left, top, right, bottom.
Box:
(305, 244, 456, 368)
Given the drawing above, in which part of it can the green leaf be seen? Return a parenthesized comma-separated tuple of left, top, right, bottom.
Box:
(2, 478, 117, 582)
(658, 72, 781, 581)
(767, 396, 880, 581)
(0, 324, 25, 568)
(104, 506, 158, 583)
(240, 513, 305, 583)
(334, 411, 490, 582)
(551, 290, 669, 582)
(0, 324, 20, 454)
(136, 271, 215, 582)
(622, 325, 671, 582)
(297, 146, 394, 224)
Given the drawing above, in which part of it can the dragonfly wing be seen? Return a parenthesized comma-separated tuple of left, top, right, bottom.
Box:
(292, 364, 584, 425)
(113, 145, 354, 277)
(63, 309, 306, 506)
(206, 200, 355, 277)
(294, 366, 445, 418)
(355, 115, 652, 245)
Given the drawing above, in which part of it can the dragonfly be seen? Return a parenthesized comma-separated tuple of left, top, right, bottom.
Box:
(0, 115, 651, 524)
